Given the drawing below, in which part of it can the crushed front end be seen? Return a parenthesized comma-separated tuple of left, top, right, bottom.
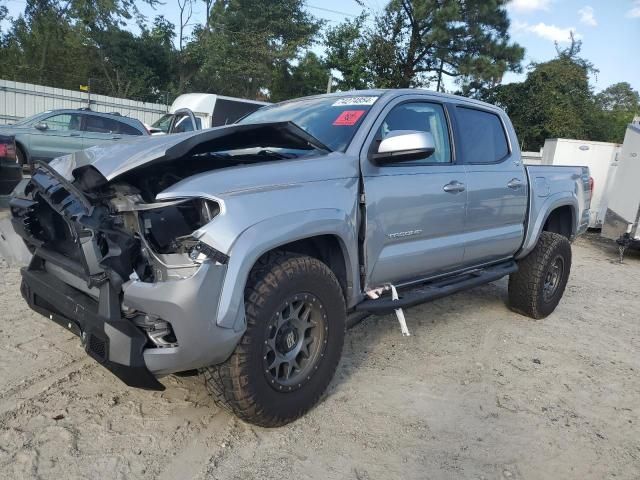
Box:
(10, 162, 240, 390)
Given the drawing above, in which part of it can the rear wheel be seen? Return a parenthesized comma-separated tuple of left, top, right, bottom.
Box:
(201, 252, 346, 427)
(508, 231, 572, 319)
(16, 146, 25, 166)
(16, 146, 33, 174)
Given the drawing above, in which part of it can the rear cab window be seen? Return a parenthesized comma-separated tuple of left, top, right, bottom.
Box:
(455, 106, 509, 164)
(213, 99, 264, 127)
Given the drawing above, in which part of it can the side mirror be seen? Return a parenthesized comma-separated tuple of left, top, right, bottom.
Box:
(370, 130, 435, 165)
(34, 122, 48, 131)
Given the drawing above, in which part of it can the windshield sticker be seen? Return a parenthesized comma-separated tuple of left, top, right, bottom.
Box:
(333, 110, 366, 126)
(332, 96, 378, 107)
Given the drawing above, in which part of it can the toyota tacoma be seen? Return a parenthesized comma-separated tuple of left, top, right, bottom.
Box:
(10, 89, 591, 427)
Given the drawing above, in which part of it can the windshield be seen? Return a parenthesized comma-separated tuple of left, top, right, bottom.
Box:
(151, 114, 173, 133)
(238, 95, 380, 152)
(10, 112, 45, 126)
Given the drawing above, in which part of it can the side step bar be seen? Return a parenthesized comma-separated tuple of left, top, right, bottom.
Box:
(356, 261, 517, 315)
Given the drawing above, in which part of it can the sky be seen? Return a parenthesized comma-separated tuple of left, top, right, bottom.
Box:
(2, 0, 639, 93)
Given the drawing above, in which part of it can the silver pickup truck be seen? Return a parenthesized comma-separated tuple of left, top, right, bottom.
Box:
(10, 89, 591, 427)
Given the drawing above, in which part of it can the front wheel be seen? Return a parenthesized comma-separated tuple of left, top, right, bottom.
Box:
(508, 231, 572, 319)
(201, 252, 346, 427)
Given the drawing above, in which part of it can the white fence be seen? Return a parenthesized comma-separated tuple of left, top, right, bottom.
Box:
(0, 79, 168, 126)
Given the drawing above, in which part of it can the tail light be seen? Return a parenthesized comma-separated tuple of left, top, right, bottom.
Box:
(0, 140, 16, 161)
(588, 176, 594, 195)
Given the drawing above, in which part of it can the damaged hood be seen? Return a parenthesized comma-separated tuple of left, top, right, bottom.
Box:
(65, 121, 331, 182)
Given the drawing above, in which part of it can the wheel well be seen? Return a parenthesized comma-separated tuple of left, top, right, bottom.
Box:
(259, 235, 349, 299)
(15, 142, 27, 164)
(543, 206, 573, 239)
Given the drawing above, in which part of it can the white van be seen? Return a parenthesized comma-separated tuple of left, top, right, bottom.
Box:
(151, 94, 269, 134)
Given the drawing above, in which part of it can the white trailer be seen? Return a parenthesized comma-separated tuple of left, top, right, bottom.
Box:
(602, 123, 640, 251)
(521, 150, 543, 165)
(542, 138, 621, 228)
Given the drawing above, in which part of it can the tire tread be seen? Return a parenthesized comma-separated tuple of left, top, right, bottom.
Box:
(508, 231, 571, 319)
(201, 251, 345, 427)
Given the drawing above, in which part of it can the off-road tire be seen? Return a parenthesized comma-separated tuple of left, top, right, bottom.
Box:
(508, 231, 572, 319)
(201, 252, 346, 427)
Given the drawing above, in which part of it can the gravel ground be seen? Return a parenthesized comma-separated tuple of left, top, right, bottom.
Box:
(0, 234, 638, 480)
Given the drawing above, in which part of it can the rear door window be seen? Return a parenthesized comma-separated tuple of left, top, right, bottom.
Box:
(84, 115, 122, 134)
(455, 107, 509, 164)
(117, 121, 143, 136)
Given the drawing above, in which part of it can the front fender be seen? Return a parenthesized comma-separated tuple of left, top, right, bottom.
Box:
(214, 209, 359, 329)
(517, 192, 578, 259)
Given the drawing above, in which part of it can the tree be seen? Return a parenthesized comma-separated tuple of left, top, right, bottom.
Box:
(271, 52, 328, 101)
(0, 2, 7, 31)
(0, 1, 92, 87)
(325, 0, 523, 93)
(189, 0, 321, 99)
(324, 14, 373, 91)
(0, 0, 163, 94)
(591, 82, 640, 143)
(487, 35, 598, 150)
(596, 82, 640, 112)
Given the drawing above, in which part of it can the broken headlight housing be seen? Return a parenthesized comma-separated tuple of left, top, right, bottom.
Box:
(138, 198, 220, 254)
(110, 193, 226, 282)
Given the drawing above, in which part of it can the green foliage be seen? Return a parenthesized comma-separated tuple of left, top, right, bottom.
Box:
(596, 82, 640, 112)
(591, 82, 640, 143)
(0, 0, 636, 145)
(0, 0, 168, 101)
(325, 0, 524, 93)
(324, 15, 373, 91)
(488, 37, 638, 150)
(189, 0, 322, 99)
(270, 52, 328, 102)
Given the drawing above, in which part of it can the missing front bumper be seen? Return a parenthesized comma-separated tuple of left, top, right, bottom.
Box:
(20, 263, 165, 391)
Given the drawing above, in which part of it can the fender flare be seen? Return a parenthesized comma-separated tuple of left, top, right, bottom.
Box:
(517, 193, 578, 259)
(215, 208, 359, 329)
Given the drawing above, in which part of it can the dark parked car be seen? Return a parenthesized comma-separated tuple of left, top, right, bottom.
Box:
(0, 109, 149, 166)
(0, 134, 21, 197)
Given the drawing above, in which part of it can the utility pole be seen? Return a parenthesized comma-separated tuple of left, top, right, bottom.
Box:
(87, 78, 91, 109)
(326, 74, 332, 94)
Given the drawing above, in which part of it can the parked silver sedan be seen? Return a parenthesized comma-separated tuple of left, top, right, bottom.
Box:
(0, 109, 149, 166)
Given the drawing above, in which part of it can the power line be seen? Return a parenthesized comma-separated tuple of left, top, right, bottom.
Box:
(305, 4, 360, 18)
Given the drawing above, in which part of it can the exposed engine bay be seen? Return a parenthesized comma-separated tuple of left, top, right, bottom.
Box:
(14, 121, 329, 287)
(9, 121, 331, 358)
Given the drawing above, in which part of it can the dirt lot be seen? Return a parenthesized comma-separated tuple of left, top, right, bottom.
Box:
(0, 235, 638, 480)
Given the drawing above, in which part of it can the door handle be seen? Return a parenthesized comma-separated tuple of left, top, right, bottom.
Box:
(111, 136, 121, 140)
(443, 181, 466, 193)
(507, 178, 524, 189)
(69, 133, 81, 137)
